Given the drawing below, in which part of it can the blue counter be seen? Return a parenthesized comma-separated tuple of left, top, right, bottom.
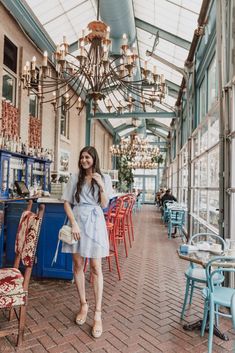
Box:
(0, 204, 4, 268)
(37, 200, 73, 279)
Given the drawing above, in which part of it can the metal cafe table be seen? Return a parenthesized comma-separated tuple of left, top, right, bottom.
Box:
(178, 248, 232, 341)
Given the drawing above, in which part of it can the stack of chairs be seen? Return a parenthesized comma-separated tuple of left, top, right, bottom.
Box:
(105, 193, 136, 280)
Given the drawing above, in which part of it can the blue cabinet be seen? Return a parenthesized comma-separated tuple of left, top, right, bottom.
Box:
(37, 202, 73, 279)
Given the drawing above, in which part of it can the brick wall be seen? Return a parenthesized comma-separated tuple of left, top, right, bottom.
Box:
(1, 100, 20, 137)
(29, 115, 41, 148)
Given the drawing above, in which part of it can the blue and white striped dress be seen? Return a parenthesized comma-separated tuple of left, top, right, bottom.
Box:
(61, 173, 113, 258)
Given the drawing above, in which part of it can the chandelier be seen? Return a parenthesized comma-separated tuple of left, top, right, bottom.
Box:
(110, 133, 161, 169)
(128, 160, 159, 169)
(21, 0, 167, 115)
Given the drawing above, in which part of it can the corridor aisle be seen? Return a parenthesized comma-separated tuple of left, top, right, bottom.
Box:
(1, 206, 234, 352)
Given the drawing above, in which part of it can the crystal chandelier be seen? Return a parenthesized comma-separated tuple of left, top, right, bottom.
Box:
(127, 160, 159, 169)
(110, 133, 161, 169)
(21, 0, 167, 115)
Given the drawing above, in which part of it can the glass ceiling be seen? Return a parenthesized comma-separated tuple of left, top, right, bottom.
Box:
(25, 0, 203, 139)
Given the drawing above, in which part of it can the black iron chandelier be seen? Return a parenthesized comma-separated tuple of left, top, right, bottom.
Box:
(21, 0, 167, 115)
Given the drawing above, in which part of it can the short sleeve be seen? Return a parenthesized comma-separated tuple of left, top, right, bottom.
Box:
(103, 174, 114, 200)
(61, 173, 78, 204)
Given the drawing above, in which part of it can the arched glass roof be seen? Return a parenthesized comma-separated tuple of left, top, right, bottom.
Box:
(24, 0, 203, 138)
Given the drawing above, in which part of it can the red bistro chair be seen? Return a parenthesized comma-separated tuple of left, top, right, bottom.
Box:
(115, 195, 133, 257)
(106, 197, 123, 280)
(126, 193, 136, 242)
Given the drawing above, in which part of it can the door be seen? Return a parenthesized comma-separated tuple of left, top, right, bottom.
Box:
(144, 177, 156, 203)
(133, 176, 156, 204)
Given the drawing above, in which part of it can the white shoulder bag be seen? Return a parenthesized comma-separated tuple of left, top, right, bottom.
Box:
(52, 219, 79, 265)
(59, 224, 78, 245)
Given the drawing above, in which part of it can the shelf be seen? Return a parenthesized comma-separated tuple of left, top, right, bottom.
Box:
(0, 149, 52, 163)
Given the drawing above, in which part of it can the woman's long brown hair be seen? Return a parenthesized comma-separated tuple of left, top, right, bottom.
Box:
(75, 146, 103, 204)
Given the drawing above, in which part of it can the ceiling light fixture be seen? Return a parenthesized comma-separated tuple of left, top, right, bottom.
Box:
(21, 0, 167, 115)
(110, 133, 162, 169)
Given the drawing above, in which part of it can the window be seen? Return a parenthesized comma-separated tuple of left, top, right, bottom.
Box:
(199, 78, 206, 122)
(60, 97, 69, 138)
(208, 56, 217, 110)
(2, 70, 16, 103)
(29, 91, 38, 117)
(190, 113, 220, 232)
(2, 36, 17, 105)
(3, 36, 17, 73)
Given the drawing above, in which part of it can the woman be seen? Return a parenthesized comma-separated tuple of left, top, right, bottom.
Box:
(61, 146, 113, 338)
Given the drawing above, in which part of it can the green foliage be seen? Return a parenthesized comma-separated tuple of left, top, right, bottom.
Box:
(117, 156, 134, 192)
(151, 154, 164, 164)
(58, 175, 69, 183)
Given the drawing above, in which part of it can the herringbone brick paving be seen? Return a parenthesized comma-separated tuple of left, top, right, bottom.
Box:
(1, 205, 235, 352)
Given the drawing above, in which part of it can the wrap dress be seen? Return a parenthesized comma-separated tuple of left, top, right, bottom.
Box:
(61, 173, 113, 258)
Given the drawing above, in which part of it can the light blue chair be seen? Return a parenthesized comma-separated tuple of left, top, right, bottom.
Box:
(162, 200, 175, 223)
(201, 256, 235, 353)
(231, 292, 235, 328)
(134, 193, 142, 212)
(167, 208, 185, 239)
(181, 233, 226, 320)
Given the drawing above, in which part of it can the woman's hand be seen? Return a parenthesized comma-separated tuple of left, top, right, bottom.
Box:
(92, 173, 105, 190)
(71, 221, 80, 241)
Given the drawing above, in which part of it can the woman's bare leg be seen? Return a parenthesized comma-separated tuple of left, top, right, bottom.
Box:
(73, 254, 88, 324)
(90, 258, 103, 337)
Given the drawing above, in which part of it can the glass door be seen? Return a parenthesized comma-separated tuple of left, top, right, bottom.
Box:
(133, 176, 144, 196)
(144, 177, 156, 203)
(133, 176, 156, 204)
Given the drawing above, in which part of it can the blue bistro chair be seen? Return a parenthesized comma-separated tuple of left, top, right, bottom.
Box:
(231, 292, 235, 328)
(201, 256, 235, 353)
(181, 233, 226, 320)
(162, 200, 175, 223)
(167, 208, 185, 239)
(133, 193, 143, 213)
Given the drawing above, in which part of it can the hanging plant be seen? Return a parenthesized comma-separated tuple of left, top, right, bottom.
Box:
(117, 155, 134, 192)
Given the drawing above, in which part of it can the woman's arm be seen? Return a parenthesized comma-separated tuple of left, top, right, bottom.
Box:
(99, 186, 109, 208)
(91, 173, 109, 208)
(64, 201, 80, 240)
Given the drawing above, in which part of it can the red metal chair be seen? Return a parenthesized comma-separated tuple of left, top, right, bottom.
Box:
(126, 194, 136, 242)
(106, 197, 123, 280)
(0, 201, 45, 346)
(114, 195, 133, 257)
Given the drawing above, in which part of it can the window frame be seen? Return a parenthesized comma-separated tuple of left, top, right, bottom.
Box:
(2, 68, 17, 105)
(2, 36, 18, 106)
(60, 97, 70, 139)
(29, 90, 39, 118)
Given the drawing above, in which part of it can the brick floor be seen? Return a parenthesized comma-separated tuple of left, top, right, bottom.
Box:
(1, 206, 235, 352)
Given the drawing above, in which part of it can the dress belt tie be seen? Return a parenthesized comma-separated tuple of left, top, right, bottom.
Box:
(78, 204, 104, 246)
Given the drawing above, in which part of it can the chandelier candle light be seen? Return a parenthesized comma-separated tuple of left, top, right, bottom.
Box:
(110, 134, 162, 169)
(21, 0, 167, 115)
